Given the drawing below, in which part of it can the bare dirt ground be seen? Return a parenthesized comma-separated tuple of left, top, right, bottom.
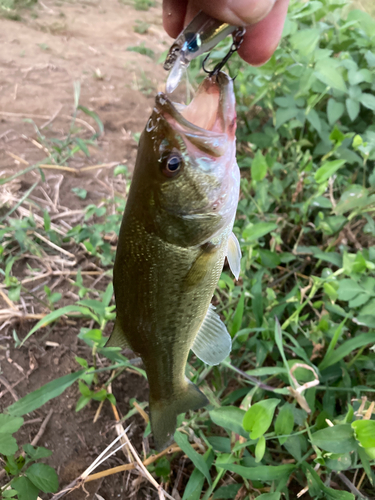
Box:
(0, 2, 177, 498)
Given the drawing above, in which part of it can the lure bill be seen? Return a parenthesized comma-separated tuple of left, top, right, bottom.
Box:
(107, 71, 241, 450)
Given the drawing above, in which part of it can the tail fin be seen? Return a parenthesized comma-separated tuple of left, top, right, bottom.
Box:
(150, 381, 208, 451)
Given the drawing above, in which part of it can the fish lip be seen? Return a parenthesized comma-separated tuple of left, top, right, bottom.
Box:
(155, 71, 235, 137)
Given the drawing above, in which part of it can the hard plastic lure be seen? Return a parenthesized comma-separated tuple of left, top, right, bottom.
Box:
(164, 10, 244, 93)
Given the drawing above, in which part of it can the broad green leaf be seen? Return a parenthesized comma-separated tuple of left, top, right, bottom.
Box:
(243, 399, 280, 439)
(337, 279, 366, 301)
(2, 489, 18, 498)
(0, 434, 18, 455)
(306, 109, 321, 133)
(352, 420, 375, 448)
(242, 222, 277, 243)
(315, 160, 346, 183)
(311, 424, 357, 453)
(334, 185, 370, 213)
(327, 99, 345, 125)
(357, 446, 375, 485)
(210, 407, 247, 438)
(114, 164, 127, 176)
(346, 98, 360, 121)
(325, 453, 352, 471)
(290, 28, 320, 55)
(275, 404, 294, 444)
(12, 477, 39, 500)
(25, 463, 59, 493)
(23, 445, 52, 460)
(257, 495, 281, 500)
(7, 371, 85, 416)
(251, 150, 268, 182)
(360, 93, 375, 111)
(255, 436, 266, 463)
(275, 107, 299, 128)
(174, 431, 211, 485)
(0, 414, 24, 434)
(347, 9, 375, 38)
(218, 463, 294, 481)
(315, 61, 347, 92)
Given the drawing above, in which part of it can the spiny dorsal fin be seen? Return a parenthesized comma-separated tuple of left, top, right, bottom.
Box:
(191, 304, 232, 366)
(227, 232, 241, 280)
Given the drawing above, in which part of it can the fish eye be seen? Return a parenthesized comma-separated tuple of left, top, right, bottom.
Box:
(162, 153, 182, 178)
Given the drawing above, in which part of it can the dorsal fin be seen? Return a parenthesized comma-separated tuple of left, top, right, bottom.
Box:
(191, 305, 232, 366)
(227, 232, 241, 280)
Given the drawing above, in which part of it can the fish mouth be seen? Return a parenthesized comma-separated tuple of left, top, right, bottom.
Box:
(155, 72, 236, 156)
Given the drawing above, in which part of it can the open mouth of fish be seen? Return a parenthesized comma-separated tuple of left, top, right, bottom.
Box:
(155, 71, 236, 155)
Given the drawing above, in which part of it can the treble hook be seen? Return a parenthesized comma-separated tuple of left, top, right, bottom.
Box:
(202, 27, 246, 76)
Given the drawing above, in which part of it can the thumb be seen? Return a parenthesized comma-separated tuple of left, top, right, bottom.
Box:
(188, 0, 278, 26)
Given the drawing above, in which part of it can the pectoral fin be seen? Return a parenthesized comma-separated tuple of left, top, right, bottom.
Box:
(191, 305, 232, 366)
(106, 320, 129, 349)
(227, 232, 241, 280)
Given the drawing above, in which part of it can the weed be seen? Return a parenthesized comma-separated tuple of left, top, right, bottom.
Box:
(126, 42, 155, 60)
(118, 0, 155, 11)
(133, 19, 149, 34)
(0, 0, 36, 19)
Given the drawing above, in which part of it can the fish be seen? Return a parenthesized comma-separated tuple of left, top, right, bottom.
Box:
(107, 71, 241, 450)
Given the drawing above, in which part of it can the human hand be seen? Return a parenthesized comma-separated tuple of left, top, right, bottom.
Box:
(163, 0, 289, 66)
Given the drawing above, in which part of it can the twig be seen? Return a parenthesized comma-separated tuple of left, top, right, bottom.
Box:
(31, 409, 54, 446)
(133, 401, 149, 424)
(223, 361, 279, 393)
(4, 152, 119, 173)
(336, 472, 368, 499)
(33, 232, 76, 259)
(0, 111, 96, 134)
(40, 104, 63, 129)
(0, 289, 16, 310)
(0, 375, 19, 401)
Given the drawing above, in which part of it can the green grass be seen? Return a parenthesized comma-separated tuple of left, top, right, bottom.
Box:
(1, 0, 375, 499)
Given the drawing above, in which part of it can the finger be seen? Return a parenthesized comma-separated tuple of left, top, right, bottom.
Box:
(163, 0, 188, 38)
(187, 0, 277, 26)
(238, 0, 289, 66)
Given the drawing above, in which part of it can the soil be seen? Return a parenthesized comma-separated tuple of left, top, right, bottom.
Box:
(0, 1, 175, 498)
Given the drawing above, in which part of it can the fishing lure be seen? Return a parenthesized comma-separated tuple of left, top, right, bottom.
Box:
(164, 10, 245, 93)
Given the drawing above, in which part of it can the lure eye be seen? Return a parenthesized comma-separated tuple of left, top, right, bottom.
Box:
(162, 153, 182, 178)
(184, 33, 201, 54)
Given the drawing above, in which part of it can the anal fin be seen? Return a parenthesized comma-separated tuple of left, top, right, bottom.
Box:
(191, 305, 232, 366)
(227, 232, 241, 280)
(106, 320, 129, 349)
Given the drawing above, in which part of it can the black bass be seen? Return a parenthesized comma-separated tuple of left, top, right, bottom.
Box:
(108, 71, 241, 450)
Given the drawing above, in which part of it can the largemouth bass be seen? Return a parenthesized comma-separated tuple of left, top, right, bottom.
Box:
(107, 71, 241, 450)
